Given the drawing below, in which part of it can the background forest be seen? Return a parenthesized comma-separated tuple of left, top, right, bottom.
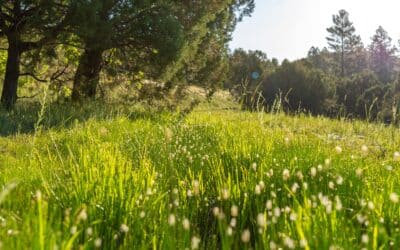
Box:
(229, 10, 400, 123)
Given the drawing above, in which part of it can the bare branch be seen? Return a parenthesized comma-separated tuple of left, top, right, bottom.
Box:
(17, 92, 41, 99)
(19, 72, 48, 82)
(50, 65, 69, 81)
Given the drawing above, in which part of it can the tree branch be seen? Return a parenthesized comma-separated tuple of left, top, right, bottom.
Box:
(50, 65, 69, 81)
(17, 92, 41, 99)
(19, 72, 48, 82)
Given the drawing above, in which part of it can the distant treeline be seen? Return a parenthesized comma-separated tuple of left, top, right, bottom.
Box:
(0, 0, 255, 110)
(227, 10, 400, 123)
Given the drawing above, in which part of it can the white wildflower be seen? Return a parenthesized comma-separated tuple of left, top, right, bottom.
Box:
(86, 227, 93, 236)
(193, 180, 200, 196)
(300, 239, 308, 248)
(296, 171, 304, 180)
(291, 182, 299, 193)
(241, 229, 251, 243)
(394, 151, 400, 161)
(335, 196, 343, 211)
(120, 224, 129, 233)
(77, 209, 88, 221)
(273, 207, 281, 217)
(284, 236, 295, 249)
(94, 238, 102, 248)
(361, 234, 369, 244)
(168, 214, 176, 226)
(367, 201, 374, 210)
(230, 218, 237, 228)
(191, 236, 201, 249)
(231, 205, 239, 217)
(212, 207, 220, 217)
(361, 145, 368, 154)
(252, 162, 257, 171)
(289, 212, 297, 221)
(356, 168, 363, 177)
(221, 189, 230, 200)
(257, 213, 266, 228)
(182, 218, 190, 230)
(266, 200, 273, 210)
(310, 167, 317, 177)
(336, 176, 343, 185)
(283, 169, 290, 181)
(325, 159, 331, 166)
(259, 181, 265, 190)
(390, 192, 399, 203)
(270, 241, 277, 250)
(226, 226, 233, 236)
(284, 137, 290, 145)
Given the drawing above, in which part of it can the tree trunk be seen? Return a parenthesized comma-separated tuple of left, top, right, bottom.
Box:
(341, 36, 345, 77)
(72, 48, 104, 101)
(1, 35, 21, 110)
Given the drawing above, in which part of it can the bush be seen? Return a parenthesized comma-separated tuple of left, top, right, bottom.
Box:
(262, 60, 331, 114)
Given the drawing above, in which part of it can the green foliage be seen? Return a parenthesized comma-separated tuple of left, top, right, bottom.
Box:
(226, 49, 276, 109)
(336, 71, 381, 118)
(369, 26, 397, 83)
(162, 0, 254, 89)
(0, 0, 254, 106)
(263, 60, 331, 114)
(0, 0, 71, 108)
(0, 47, 5, 80)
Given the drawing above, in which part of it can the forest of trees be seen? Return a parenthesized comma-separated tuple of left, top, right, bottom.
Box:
(1, 5, 399, 124)
(228, 9, 400, 123)
(0, 0, 255, 110)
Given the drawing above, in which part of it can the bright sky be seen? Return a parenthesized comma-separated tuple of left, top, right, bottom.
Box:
(230, 0, 400, 61)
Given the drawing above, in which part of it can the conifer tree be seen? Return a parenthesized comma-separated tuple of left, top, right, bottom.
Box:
(69, 0, 255, 100)
(161, 0, 255, 89)
(326, 9, 360, 77)
(68, 0, 184, 100)
(369, 26, 397, 83)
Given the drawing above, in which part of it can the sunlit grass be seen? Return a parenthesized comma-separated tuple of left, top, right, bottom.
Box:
(0, 102, 399, 249)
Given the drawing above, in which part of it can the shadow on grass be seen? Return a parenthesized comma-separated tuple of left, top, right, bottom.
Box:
(0, 100, 170, 137)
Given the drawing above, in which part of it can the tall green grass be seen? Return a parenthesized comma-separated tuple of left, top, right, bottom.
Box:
(0, 101, 399, 249)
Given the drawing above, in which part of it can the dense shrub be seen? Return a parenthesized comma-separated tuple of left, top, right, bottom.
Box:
(262, 61, 332, 114)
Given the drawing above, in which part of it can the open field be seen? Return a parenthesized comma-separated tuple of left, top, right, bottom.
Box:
(0, 101, 400, 249)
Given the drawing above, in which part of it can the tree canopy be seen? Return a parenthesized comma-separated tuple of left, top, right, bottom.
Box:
(0, 0, 255, 109)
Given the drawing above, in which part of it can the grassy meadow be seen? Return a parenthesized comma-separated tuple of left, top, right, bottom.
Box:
(0, 98, 400, 249)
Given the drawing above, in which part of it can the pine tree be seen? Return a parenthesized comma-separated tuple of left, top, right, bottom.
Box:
(326, 9, 360, 77)
(369, 26, 397, 83)
(346, 35, 368, 75)
(68, 0, 185, 100)
(161, 0, 255, 90)
(69, 0, 255, 100)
